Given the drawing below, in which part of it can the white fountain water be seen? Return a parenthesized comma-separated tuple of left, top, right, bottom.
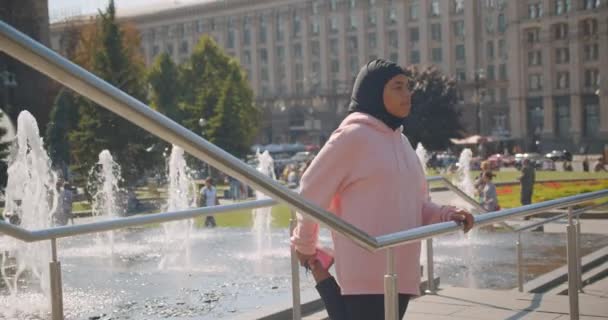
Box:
(252, 150, 276, 270)
(88, 150, 124, 254)
(454, 148, 475, 198)
(1, 111, 59, 317)
(158, 145, 196, 270)
(415, 143, 429, 175)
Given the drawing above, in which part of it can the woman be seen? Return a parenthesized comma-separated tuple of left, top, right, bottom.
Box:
(291, 59, 474, 320)
(480, 171, 499, 212)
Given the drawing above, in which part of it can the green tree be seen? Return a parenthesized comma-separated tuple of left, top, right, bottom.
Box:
(68, 0, 160, 185)
(178, 36, 259, 158)
(148, 53, 182, 121)
(0, 110, 12, 191)
(403, 66, 464, 150)
(45, 89, 80, 178)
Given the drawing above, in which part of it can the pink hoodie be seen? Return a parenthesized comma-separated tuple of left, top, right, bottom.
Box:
(291, 112, 457, 296)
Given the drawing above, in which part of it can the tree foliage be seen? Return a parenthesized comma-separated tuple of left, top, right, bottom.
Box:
(402, 66, 464, 150)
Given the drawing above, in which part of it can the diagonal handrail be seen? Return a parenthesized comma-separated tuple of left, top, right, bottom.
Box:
(0, 20, 377, 251)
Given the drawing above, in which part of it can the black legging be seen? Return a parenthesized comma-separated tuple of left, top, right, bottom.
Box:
(316, 276, 410, 320)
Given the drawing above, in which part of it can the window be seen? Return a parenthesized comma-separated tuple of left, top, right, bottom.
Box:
(330, 38, 339, 55)
(390, 52, 399, 63)
(455, 44, 465, 61)
(432, 48, 442, 63)
(179, 41, 188, 54)
(348, 36, 358, 51)
(556, 48, 570, 64)
(349, 0, 357, 9)
(293, 43, 302, 58)
(456, 68, 466, 81)
(584, 43, 599, 61)
(456, 44, 465, 61)
(368, 10, 377, 26)
(430, 0, 440, 16)
(243, 29, 251, 46)
(585, 0, 601, 9)
(528, 51, 542, 66)
(584, 97, 600, 137)
(528, 3, 543, 18)
(528, 74, 543, 91)
(368, 33, 377, 49)
(259, 18, 267, 43)
(243, 50, 251, 64)
(410, 50, 420, 64)
(557, 72, 570, 89)
(584, 69, 600, 88)
(410, 28, 420, 43)
(388, 30, 398, 48)
(498, 39, 506, 58)
(276, 46, 285, 62)
(165, 43, 173, 55)
(259, 48, 268, 64)
(293, 13, 301, 37)
(261, 68, 269, 81)
(527, 28, 540, 43)
(553, 23, 568, 40)
(276, 15, 285, 41)
(487, 41, 495, 59)
(387, 7, 397, 24)
(331, 59, 340, 73)
(454, 21, 465, 37)
(485, 16, 495, 34)
(227, 30, 235, 48)
(330, 16, 339, 33)
(311, 17, 320, 35)
(487, 65, 495, 80)
(454, 0, 464, 13)
(152, 45, 159, 57)
(349, 14, 358, 30)
(554, 0, 572, 15)
(497, 14, 506, 33)
(431, 24, 442, 41)
(582, 19, 598, 36)
(295, 63, 303, 80)
(350, 55, 359, 76)
(311, 41, 320, 56)
(410, 1, 419, 19)
(330, 0, 338, 10)
(499, 64, 507, 80)
(555, 97, 571, 137)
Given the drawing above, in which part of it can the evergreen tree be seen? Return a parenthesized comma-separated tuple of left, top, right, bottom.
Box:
(45, 89, 80, 178)
(403, 66, 464, 150)
(148, 53, 181, 121)
(69, 0, 160, 185)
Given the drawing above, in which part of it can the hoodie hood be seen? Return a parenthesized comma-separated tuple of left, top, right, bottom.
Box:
(340, 112, 402, 135)
(347, 59, 407, 131)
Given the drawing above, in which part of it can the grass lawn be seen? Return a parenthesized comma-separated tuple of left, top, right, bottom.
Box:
(496, 179, 608, 209)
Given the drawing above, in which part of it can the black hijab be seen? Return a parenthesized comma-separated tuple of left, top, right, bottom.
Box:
(347, 59, 407, 131)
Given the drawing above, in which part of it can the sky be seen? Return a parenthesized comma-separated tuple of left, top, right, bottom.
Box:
(48, 0, 213, 21)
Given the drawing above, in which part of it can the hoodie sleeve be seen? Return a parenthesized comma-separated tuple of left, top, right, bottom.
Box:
(291, 126, 359, 255)
(422, 200, 458, 225)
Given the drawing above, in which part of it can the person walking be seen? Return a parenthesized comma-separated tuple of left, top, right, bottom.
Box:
(291, 59, 474, 320)
(519, 159, 536, 220)
(199, 177, 218, 227)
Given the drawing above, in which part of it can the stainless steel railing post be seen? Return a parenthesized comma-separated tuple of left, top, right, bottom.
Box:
(566, 206, 580, 320)
(384, 248, 398, 320)
(49, 238, 64, 320)
(425, 238, 436, 294)
(289, 210, 302, 320)
(516, 233, 524, 292)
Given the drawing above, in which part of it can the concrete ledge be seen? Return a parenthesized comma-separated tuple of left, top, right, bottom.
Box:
(517, 246, 608, 293)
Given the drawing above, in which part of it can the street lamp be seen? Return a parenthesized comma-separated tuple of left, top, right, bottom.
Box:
(198, 118, 209, 176)
(473, 68, 486, 135)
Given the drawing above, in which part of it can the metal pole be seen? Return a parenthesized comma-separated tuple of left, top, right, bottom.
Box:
(517, 233, 524, 292)
(49, 239, 63, 320)
(384, 248, 398, 320)
(425, 238, 436, 294)
(576, 218, 584, 293)
(566, 207, 579, 320)
(289, 210, 301, 320)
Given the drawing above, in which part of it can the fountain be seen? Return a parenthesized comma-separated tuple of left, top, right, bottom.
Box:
(454, 148, 475, 198)
(252, 150, 276, 270)
(0, 111, 58, 317)
(158, 145, 195, 270)
(415, 143, 429, 175)
(88, 149, 124, 254)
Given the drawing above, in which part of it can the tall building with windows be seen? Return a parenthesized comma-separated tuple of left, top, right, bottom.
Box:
(50, 0, 608, 151)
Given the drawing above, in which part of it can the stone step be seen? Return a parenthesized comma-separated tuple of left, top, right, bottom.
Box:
(547, 260, 608, 295)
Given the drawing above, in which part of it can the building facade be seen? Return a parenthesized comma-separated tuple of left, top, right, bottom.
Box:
(50, 0, 608, 152)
